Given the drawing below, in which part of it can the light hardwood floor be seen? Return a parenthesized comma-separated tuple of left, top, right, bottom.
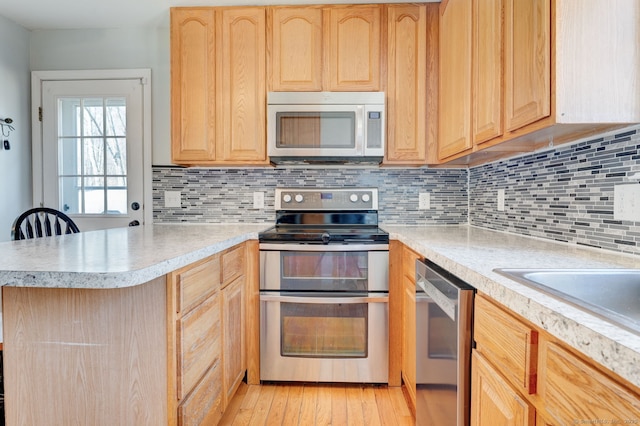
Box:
(219, 382, 414, 425)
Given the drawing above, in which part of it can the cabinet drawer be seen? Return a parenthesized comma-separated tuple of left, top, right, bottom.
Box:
(176, 256, 220, 315)
(177, 292, 221, 400)
(538, 339, 640, 424)
(178, 361, 223, 426)
(222, 244, 244, 287)
(474, 295, 538, 394)
(402, 246, 420, 281)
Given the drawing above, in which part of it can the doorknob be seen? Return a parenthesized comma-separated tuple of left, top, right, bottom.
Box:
(128, 220, 140, 227)
(131, 202, 140, 211)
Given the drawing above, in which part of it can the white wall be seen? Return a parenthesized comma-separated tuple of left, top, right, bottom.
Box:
(30, 21, 173, 165)
(0, 15, 32, 242)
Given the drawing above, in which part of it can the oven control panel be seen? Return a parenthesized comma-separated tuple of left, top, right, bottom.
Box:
(275, 188, 378, 211)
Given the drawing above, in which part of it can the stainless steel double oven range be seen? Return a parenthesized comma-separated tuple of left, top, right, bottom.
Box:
(259, 188, 389, 383)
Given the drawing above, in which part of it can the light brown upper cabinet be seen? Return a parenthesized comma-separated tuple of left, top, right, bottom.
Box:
(326, 5, 381, 91)
(502, 0, 550, 134)
(437, 0, 640, 166)
(269, 7, 323, 91)
(171, 8, 216, 163)
(268, 5, 382, 92)
(438, 0, 472, 160)
(472, 0, 503, 145)
(385, 4, 436, 165)
(171, 7, 268, 166)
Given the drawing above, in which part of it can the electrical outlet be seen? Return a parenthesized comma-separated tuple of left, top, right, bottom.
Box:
(497, 189, 505, 211)
(164, 191, 181, 208)
(419, 192, 430, 210)
(253, 191, 265, 209)
(614, 184, 640, 221)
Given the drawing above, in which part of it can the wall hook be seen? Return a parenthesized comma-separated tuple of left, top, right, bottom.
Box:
(0, 117, 15, 137)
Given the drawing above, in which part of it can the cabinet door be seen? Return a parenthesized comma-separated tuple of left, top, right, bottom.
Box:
(270, 7, 323, 91)
(504, 0, 550, 132)
(178, 362, 223, 426)
(538, 339, 640, 425)
(385, 4, 427, 164)
(471, 352, 536, 426)
(402, 276, 416, 408)
(177, 292, 221, 400)
(474, 295, 538, 395)
(438, 0, 472, 160)
(325, 5, 381, 91)
(222, 276, 246, 408)
(473, 0, 503, 144)
(170, 8, 216, 163)
(217, 7, 268, 163)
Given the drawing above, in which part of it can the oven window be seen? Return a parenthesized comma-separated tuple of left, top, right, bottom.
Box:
(280, 302, 368, 358)
(280, 251, 368, 291)
(276, 111, 356, 149)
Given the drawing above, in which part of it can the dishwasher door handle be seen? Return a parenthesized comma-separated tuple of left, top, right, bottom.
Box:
(416, 278, 457, 321)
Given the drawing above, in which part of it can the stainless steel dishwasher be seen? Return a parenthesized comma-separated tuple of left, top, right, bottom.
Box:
(415, 259, 474, 426)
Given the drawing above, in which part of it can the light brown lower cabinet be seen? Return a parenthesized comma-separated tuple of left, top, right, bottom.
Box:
(472, 293, 640, 425)
(169, 242, 249, 426)
(401, 245, 420, 411)
(471, 351, 535, 426)
(222, 276, 245, 408)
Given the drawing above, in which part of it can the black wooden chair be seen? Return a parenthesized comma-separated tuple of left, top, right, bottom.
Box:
(11, 207, 80, 240)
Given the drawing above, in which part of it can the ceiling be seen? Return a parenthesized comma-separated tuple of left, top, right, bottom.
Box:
(0, 0, 438, 30)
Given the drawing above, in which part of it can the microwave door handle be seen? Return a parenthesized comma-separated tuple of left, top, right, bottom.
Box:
(355, 105, 365, 153)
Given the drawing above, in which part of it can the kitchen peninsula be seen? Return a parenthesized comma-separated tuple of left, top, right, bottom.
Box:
(0, 224, 639, 424)
(0, 224, 265, 425)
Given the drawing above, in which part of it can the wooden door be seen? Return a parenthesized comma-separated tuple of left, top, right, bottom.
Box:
(504, 0, 550, 132)
(217, 7, 268, 164)
(438, 0, 472, 160)
(471, 352, 536, 426)
(473, 0, 503, 144)
(385, 4, 428, 164)
(269, 6, 323, 91)
(222, 277, 246, 408)
(171, 8, 216, 163)
(325, 5, 382, 91)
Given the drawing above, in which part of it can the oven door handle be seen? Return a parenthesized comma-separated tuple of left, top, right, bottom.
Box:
(260, 293, 388, 304)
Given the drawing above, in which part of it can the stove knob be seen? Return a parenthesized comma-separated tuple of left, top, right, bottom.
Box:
(283, 194, 292, 203)
(295, 194, 304, 203)
(321, 232, 331, 244)
(349, 194, 359, 202)
(361, 194, 371, 202)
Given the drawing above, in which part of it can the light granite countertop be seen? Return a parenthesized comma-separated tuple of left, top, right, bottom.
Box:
(384, 225, 640, 389)
(1, 222, 639, 388)
(0, 223, 268, 289)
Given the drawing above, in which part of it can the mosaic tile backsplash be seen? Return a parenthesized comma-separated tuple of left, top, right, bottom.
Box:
(469, 125, 640, 256)
(153, 125, 640, 256)
(153, 167, 469, 226)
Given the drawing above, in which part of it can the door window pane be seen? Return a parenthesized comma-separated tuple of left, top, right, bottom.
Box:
(57, 97, 128, 215)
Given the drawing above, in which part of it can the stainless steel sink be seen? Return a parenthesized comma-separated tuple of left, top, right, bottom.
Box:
(493, 269, 640, 334)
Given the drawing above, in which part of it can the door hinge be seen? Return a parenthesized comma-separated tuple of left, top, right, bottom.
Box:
(38, 107, 43, 122)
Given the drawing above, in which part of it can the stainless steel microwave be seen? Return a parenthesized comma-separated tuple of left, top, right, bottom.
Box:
(267, 91, 385, 162)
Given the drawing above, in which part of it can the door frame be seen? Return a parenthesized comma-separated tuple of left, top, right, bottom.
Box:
(31, 69, 153, 227)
